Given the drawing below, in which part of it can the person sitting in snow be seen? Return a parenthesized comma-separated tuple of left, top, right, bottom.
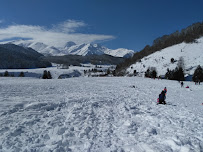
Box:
(163, 87, 167, 94)
(159, 91, 166, 104)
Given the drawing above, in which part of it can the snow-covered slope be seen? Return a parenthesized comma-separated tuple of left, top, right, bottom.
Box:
(11, 40, 62, 56)
(4, 40, 134, 57)
(0, 77, 203, 151)
(127, 37, 203, 76)
(65, 43, 106, 56)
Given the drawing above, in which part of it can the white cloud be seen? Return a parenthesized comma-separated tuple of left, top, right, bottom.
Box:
(52, 20, 86, 33)
(0, 20, 115, 47)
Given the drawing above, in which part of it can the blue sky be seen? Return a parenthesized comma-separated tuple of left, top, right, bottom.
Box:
(0, 0, 203, 51)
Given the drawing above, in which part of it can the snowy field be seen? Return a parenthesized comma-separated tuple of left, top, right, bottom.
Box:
(0, 64, 113, 79)
(0, 77, 203, 152)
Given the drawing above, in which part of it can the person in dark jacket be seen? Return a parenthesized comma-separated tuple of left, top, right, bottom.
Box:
(159, 91, 166, 104)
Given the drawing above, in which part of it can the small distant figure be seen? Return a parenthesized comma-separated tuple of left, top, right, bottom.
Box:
(181, 81, 184, 87)
(158, 91, 166, 104)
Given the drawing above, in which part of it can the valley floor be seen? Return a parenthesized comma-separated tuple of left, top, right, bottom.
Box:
(0, 77, 203, 152)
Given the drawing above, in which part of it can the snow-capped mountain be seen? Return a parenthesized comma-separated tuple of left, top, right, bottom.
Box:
(10, 40, 62, 56)
(5, 40, 134, 58)
(64, 43, 107, 56)
(126, 37, 203, 76)
(104, 48, 134, 58)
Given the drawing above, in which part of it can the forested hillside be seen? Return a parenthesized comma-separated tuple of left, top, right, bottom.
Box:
(115, 22, 203, 75)
(0, 44, 51, 69)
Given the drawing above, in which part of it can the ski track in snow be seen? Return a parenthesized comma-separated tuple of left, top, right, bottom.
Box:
(0, 77, 203, 152)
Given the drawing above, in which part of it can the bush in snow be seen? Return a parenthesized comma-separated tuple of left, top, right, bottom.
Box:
(19, 72, 25, 77)
(4, 71, 9, 77)
(171, 58, 175, 63)
(192, 65, 203, 82)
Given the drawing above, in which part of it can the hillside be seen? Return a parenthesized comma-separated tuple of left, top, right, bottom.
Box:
(0, 44, 51, 69)
(0, 77, 203, 151)
(127, 37, 203, 77)
(42, 54, 125, 66)
(115, 21, 203, 76)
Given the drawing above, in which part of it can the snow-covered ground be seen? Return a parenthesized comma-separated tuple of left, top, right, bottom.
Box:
(0, 77, 203, 152)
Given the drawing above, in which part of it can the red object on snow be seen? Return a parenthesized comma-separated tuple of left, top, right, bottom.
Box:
(186, 86, 189, 88)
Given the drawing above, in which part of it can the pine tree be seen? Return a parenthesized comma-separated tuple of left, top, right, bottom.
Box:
(47, 71, 52, 79)
(106, 68, 110, 75)
(193, 65, 203, 82)
(42, 70, 48, 79)
(145, 68, 150, 77)
(151, 69, 157, 78)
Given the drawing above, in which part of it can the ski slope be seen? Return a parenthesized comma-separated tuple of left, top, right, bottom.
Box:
(0, 77, 203, 152)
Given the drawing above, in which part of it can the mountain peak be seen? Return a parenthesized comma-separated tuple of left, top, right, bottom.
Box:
(64, 41, 76, 48)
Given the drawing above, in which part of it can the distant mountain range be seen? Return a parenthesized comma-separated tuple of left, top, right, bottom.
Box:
(0, 43, 126, 69)
(5, 40, 135, 58)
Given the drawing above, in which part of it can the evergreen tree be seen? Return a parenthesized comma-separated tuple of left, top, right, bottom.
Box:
(47, 71, 52, 79)
(151, 69, 157, 78)
(165, 67, 185, 81)
(133, 70, 137, 76)
(192, 65, 203, 82)
(106, 68, 111, 75)
(174, 67, 185, 81)
(42, 70, 48, 79)
(145, 68, 150, 78)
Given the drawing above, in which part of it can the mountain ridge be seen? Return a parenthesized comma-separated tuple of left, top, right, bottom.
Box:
(4, 40, 134, 58)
